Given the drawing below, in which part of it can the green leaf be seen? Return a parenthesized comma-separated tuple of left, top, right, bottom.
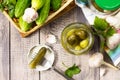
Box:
(94, 16, 109, 31)
(65, 64, 81, 78)
(106, 27, 116, 37)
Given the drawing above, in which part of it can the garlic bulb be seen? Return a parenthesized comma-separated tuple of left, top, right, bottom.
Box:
(106, 33, 120, 49)
(23, 8, 38, 23)
(89, 52, 103, 67)
(89, 52, 119, 70)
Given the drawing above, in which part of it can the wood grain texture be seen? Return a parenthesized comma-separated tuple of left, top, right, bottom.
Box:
(1, 4, 120, 80)
(0, 13, 10, 80)
(39, 7, 100, 80)
(73, 7, 100, 80)
(100, 68, 120, 80)
(39, 7, 77, 80)
(10, 23, 40, 80)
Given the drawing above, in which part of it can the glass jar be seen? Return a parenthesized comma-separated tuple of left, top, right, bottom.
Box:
(89, 0, 120, 15)
(61, 23, 94, 55)
(76, 0, 120, 15)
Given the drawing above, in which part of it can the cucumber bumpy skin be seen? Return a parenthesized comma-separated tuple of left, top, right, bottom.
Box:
(32, 0, 45, 10)
(29, 47, 47, 69)
(15, 0, 31, 18)
(51, 0, 62, 11)
(19, 17, 32, 32)
(36, 0, 50, 25)
(7, 0, 16, 5)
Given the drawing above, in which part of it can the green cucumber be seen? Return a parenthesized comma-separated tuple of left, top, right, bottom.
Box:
(15, 0, 31, 18)
(32, 0, 45, 10)
(36, 0, 50, 25)
(51, 0, 62, 11)
(7, 0, 16, 5)
(29, 47, 47, 69)
(8, 8, 15, 18)
(19, 17, 32, 32)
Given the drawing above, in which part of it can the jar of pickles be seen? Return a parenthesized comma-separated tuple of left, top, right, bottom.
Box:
(89, 0, 120, 15)
(76, 0, 120, 15)
(61, 23, 94, 55)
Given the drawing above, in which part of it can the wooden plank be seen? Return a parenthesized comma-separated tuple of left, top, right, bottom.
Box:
(0, 13, 9, 80)
(39, 7, 77, 80)
(73, 7, 100, 80)
(10, 23, 40, 80)
(39, 6, 100, 80)
(100, 68, 120, 80)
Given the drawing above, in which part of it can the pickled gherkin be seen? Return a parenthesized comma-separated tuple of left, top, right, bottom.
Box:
(80, 39, 89, 49)
(67, 34, 79, 46)
(29, 47, 47, 69)
(75, 30, 87, 39)
(61, 23, 94, 55)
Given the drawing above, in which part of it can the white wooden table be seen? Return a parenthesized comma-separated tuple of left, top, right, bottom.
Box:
(0, 7, 120, 80)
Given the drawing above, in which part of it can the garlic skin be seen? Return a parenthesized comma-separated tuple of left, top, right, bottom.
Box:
(23, 8, 38, 23)
(115, 11, 120, 19)
(46, 34, 57, 44)
(117, 30, 120, 33)
(100, 67, 106, 77)
(106, 33, 120, 49)
(89, 53, 103, 68)
(89, 52, 119, 70)
(106, 16, 120, 30)
(106, 11, 120, 30)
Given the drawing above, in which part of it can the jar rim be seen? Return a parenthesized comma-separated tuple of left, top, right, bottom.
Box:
(95, 0, 120, 10)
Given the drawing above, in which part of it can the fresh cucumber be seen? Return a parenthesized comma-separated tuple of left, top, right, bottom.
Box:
(32, 0, 45, 10)
(51, 0, 62, 11)
(19, 17, 32, 32)
(36, 0, 50, 25)
(15, 0, 31, 18)
(8, 8, 15, 18)
(7, 0, 16, 5)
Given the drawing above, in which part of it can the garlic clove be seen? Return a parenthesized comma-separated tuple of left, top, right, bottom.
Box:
(46, 34, 57, 44)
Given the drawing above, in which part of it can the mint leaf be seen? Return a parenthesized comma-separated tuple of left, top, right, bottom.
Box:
(94, 16, 109, 31)
(65, 64, 81, 78)
(93, 16, 116, 38)
(106, 27, 116, 37)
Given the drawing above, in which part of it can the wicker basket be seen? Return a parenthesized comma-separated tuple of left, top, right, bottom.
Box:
(3, 0, 76, 37)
